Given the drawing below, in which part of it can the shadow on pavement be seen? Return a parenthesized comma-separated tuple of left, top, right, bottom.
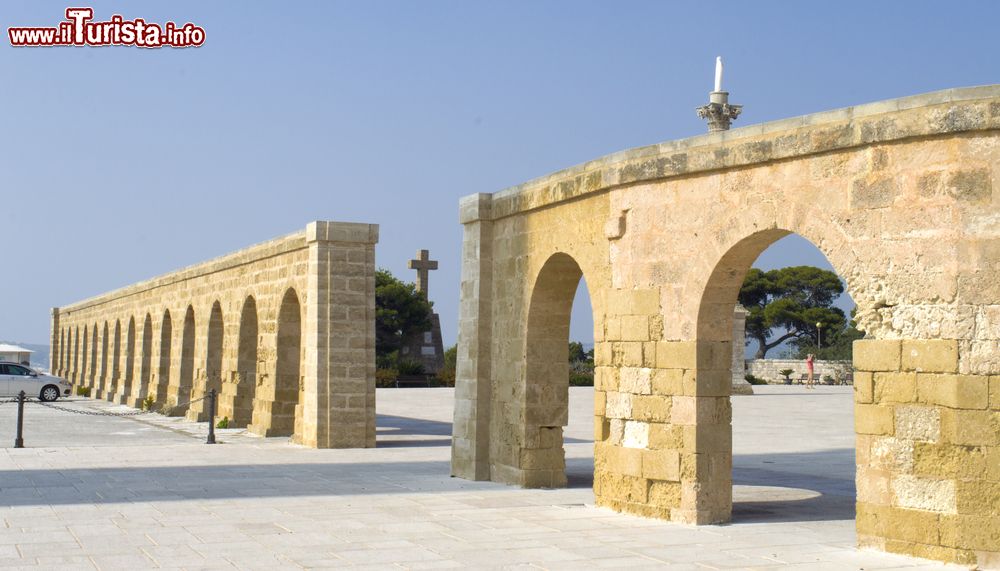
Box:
(374, 414, 592, 447)
(732, 448, 856, 524)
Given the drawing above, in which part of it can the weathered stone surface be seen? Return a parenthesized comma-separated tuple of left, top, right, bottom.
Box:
(451, 86, 1000, 567)
(891, 474, 956, 513)
(894, 405, 941, 442)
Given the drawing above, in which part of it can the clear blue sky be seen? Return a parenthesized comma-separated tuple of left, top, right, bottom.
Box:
(2, 1, 998, 348)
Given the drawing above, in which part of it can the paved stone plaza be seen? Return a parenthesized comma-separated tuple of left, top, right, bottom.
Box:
(0, 387, 956, 570)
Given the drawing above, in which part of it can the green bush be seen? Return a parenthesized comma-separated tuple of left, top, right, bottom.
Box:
(75, 386, 91, 397)
(376, 368, 398, 388)
(398, 360, 425, 376)
(141, 395, 155, 411)
(822, 374, 835, 385)
(216, 416, 230, 429)
(435, 344, 457, 387)
(744, 374, 767, 386)
(569, 372, 594, 386)
(434, 368, 455, 387)
(778, 369, 795, 384)
(376, 351, 399, 370)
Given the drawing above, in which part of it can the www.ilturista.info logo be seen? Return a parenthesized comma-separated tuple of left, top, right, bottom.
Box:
(8, 8, 205, 48)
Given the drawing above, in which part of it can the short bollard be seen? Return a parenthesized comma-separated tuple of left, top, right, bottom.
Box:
(206, 388, 217, 444)
(14, 391, 25, 449)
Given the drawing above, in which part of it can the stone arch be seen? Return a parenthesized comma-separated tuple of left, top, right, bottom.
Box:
(59, 327, 71, 377)
(155, 309, 172, 406)
(187, 301, 225, 422)
(108, 319, 121, 402)
(60, 328, 67, 376)
(135, 313, 154, 406)
(692, 228, 858, 525)
(72, 326, 80, 383)
(232, 295, 259, 427)
(264, 287, 303, 437)
(80, 326, 89, 388)
(176, 305, 196, 412)
(58, 328, 65, 376)
(519, 252, 594, 488)
(89, 323, 98, 389)
(121, 316, 136, 404)
(99, 321, 109, 398)
(206, 301, 224, 400)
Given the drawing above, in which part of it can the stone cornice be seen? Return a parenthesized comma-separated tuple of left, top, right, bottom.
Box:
(59, 221, 378, 315)
(461, 85, 1000, 223)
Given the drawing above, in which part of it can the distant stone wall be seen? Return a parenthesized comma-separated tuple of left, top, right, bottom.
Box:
(747, 358, 853, 384)
(51, 221, 378, 449)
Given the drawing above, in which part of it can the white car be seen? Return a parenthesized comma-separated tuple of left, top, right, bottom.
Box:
(0, 362, 72, 401)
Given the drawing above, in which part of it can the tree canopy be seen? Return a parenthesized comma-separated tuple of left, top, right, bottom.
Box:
(791, 307, 865, 360)
(568, 341, 593, 364)
(375, 269, 433, 360)
(738, 266, 849, 359)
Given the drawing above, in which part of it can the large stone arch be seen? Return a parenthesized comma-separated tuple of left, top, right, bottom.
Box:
(188, 301, 225, 422)
(131, 313, 154, 407)
(154, 309, 172, 406)
(57, 328, 65, 376)
(88, 323, 98, 390)
(108, 319, 121, 401)
(117, 316, 136, 405)
(453, 87, 1000, 566)
(225, 295, 259, 427)
(513, 253, 592, 488)
(251, 287, 303, 438)
(72, 326, 81, 384)
(59, 328, 66, 376)
(80, 326, 89, 389)
(98, 321, 109, 398)
(169, 305, 196, 414)
(687, 227, 859, 527)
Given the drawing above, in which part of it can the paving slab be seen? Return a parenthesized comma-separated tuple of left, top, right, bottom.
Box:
(0, 387, 960, 570)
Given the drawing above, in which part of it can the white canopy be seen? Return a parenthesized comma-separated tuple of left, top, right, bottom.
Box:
(0, 344, 33, 354)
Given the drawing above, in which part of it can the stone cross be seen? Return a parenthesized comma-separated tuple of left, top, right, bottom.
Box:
(408, 249, 438, 299)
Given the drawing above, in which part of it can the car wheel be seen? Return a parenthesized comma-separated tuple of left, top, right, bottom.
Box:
(40, 385, 60, 402)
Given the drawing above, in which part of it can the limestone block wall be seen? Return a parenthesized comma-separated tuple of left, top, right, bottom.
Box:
(855, 339, 1000, 566)
(747, 358, 853, 384)
(452, 86, 1000, 567)
(49, 221, 378, 449)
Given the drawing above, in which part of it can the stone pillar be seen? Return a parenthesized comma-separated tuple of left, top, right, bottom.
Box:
(451, 194, 494, 480)
(731, 304, 753, 395)
(49, 308, 59, 374)
(854, 338, 999, 566)
(592, 289, 688, 521)
(298, 221, 378, 448)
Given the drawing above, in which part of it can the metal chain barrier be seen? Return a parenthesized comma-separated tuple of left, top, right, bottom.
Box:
(29, 394, 208, 417)
(8, 389, 219, 448)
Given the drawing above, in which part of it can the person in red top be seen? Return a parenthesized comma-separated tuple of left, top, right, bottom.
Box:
(806, 353, 815, 389)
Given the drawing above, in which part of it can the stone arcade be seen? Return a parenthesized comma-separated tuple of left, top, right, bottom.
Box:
(451, 87, 1000, 566)
(49, 221, 378, 449)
